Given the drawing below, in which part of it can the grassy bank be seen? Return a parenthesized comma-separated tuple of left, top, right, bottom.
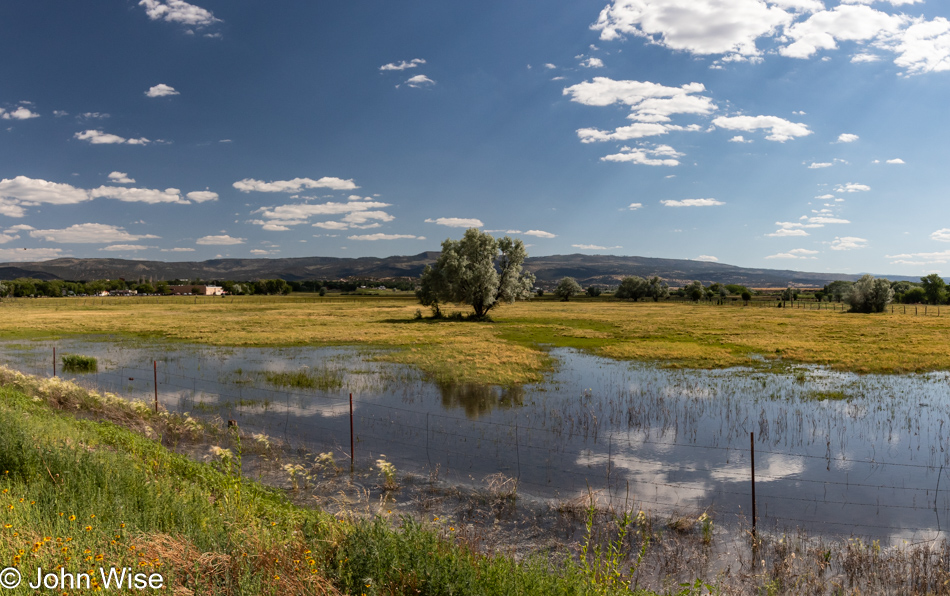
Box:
(0, 370, 657, 596)
(2, 295, 949, 384)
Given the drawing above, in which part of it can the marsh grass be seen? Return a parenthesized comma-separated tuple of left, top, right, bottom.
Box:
(263, 367, 343, 391)
(4, 295, 950, 384)
(61, 353, 98, 373)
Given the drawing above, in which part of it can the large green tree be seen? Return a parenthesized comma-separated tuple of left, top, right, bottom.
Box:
(920, 273, 946, 305)
(845, 274, 893, 313)
(417, 228, 535, 317)
(554, 277, 583, 301)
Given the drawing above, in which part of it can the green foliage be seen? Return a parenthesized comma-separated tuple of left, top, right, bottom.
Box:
(417, 228, 535, 317)
(61, 353, 98, 373)
(741, 291, 752, 303)
(921, 273, 946, 305)
(555, 277, 584, 301)
(845, 275, 894, 313)
(263, 367, 343, 390)
(683, 281, 705, 302)
(586, 286, 602, 297)
(902, 286, 926, 304)
(615, 276, 647, 301)
(824, 280, 853, 303)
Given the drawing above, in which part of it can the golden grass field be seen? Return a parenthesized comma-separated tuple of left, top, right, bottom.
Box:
(1, 294, 948, 384)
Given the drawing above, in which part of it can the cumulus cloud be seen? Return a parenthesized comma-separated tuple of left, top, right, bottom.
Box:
(808, 162, 833, 168)
(767, 228, 810, 237)
(0, 105, 40, 120)
(347, 234, 425, 241)
(196, 234, 245, 245)
(145, 84, 179, 98)
(579, 57, 605, 68)
(108, 172, 135, 184)
(565, 78, 715, 122)
(406, 75, 435, 88)
(89, 186, 187, 204)
(523, 230, 557, 238)
(0, 233, 18, 244)
(694, 255, 719, 262)
(380, 58, 425, 71)
(601, 144, 684, 166)
(100, 244, 152, 251)
(233, 177, 358, 192)
(627, 202, 643, 210)
(728, 135, 752, 143)
(312, 221, 349, 230)
(835, 182, 871, 192)
(573, 244, 622, 250)
(886, 249, 950, 265)
(0, 176, 89, 206)
(161, 247, 196, 252)
(765, 248, 819, 259)
(75, 130, 150, 145)
(138, 0, 220, 27)
(424, 217, 484, 228)
(660, 198, 724, 207)
(830, 236, 868, 250)
(837, 133, 860, 143)
(186, 190, 218, 202)
(931, 229, 950, 242)
(712, 115, 812, 141)
(29, 223, 159, 244)
(591, 0, 794, 56)
(886, 158, 905, 164)
(851, 52, 882, 62)
(780, 5, 907, 59)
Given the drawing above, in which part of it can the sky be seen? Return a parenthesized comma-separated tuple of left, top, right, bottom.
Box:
(1, 0, 950, 276)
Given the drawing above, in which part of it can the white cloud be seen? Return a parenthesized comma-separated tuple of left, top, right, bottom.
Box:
(523, 230, 557, 238)
(931, 229, 950, 242)
(233, 177, 358, 192)
(766, 228, 809, 237)
(660, 198, 724, 207)
(100, 244, 152, 251)
(0, 106, 40, 120)
(0, 248, 66, 262)
(312, 221, 349, 230)
(780, 5, 907, 59)
(424, 217, 484, 228)
(342, 210, 394, 226)
(196, 234, 244, 245)
(0, 233, 18, 244)
(808, 216, 851, 224)
(837, 133, 860, 143)
(695, 255, 719, 262)
(380, 58, 426, 71)
(544, 63, 557, 69)
(186, 190, 218, 202)
(580, 57, 605, 68)
(815, 194, 836, 199)
(886, 158, 905, 164)
(79, 112, 109, 120)
(890, 17, 950, 75)
(53, 110, 68, 117)
(161, 247, 196, 252)
(0, 176, 89, 206)
(573, 244, 622, 250)
(89, 186, 186, 204)
(3, 225, 34, 232)
(406, 74, 436, 88)
(108, 171, 135, 184)
(627, 202, 643, 210)
(347, 234, 425, 241)
(601, 144, 684, 166)
(74, 130, 150, 145)
(591, 0, 794, 56)
(145, 84, 180, 98)
(830, 236, 868, 250)
(808, 161, 833, 168)
(564, 78, 715, 120)
(138, 0, 220, 27)
(765, 248, 819, 259)
(728, 135, 752, 143)
(249, 249, 278, 255)
(257, 201, 390, 224)
(886, 249, 950, 264)
(29, 223, 159, 244)
(835, 182, 871, 192)
(851, 52, 882, 62)
(712, 115, 811, 142)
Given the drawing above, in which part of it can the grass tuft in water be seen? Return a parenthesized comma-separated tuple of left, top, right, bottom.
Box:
(263, 367, 343, 391)
(61, 353, 98, 373)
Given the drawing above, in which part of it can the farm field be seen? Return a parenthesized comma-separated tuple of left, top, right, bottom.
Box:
(1, 294, 949, 384)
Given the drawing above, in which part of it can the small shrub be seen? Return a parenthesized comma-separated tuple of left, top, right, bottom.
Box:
(376, 455, 398, 491)
(61, 354, 98, 373)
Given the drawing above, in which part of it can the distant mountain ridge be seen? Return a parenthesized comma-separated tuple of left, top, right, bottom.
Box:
(0, 253, 919, 288)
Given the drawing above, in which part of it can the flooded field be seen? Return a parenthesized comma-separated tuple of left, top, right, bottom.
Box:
(2, 336, 949, 546)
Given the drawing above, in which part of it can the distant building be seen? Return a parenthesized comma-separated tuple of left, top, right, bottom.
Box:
(167, 285, 225, 296)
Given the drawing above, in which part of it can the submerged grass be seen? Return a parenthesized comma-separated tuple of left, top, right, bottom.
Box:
(60, 353, 98, 373)
(3, 295, 950, 384)
(263, 367, 343, 391)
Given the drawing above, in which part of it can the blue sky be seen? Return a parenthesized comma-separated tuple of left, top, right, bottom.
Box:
(1, 0, 949, 276)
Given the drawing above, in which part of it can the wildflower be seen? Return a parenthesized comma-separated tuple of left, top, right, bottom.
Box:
(84, 525, 92, 531)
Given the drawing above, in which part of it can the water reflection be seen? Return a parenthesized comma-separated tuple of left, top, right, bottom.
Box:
(437, 382, 524, 418)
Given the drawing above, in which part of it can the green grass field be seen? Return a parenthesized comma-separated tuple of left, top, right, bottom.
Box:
(1, 294, 948, 384)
